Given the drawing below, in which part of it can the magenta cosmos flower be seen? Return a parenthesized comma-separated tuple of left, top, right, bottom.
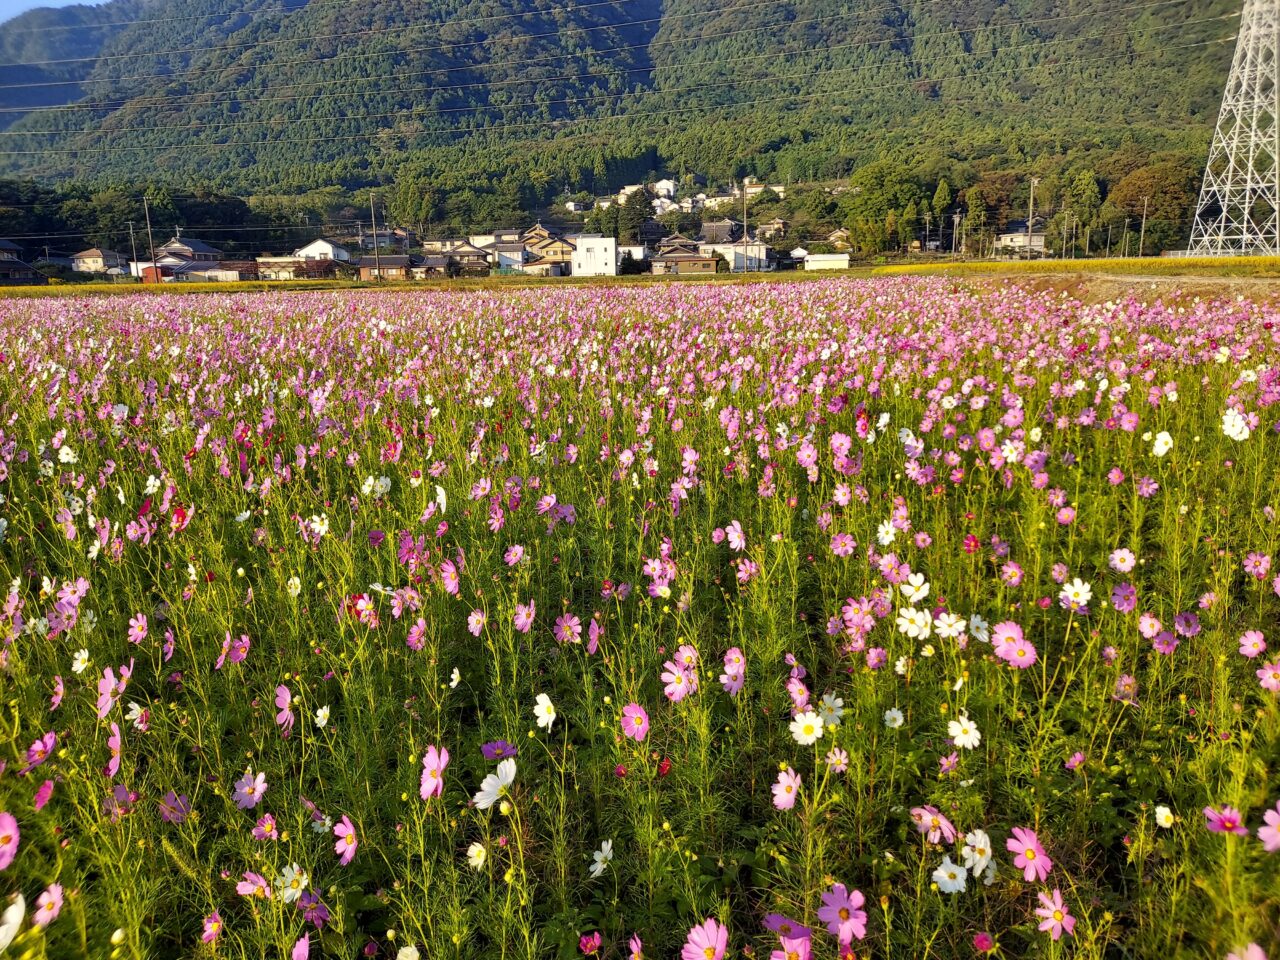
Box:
(333, 815, 358, 865)
(681, 917, 728, 960)
(202, 911, 223, 943)
(772, 768, 801, 810)
(817, 882, 867, 942)
(770, 936, 811, 960)
(236, 871, 272, 899)
(275, 685, 295, 737)
(554, 613, 582, 644)
(105, 722, 122, 778)
(1034, 889, 1075, 940)
(621, 703, 650, 742)
(513, 600, 536, 633)
(33, 883, 63, 928)
(1227, 944, 1268, 960)
(234, 768, 268, 809)
(420, 745, 448, 800)
(1006, 827, 1052, 882)
(1203, 805, 1249, 835)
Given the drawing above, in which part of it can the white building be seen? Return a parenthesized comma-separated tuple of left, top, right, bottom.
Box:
(699, 240, 772, 272)
(569, 234, 617, 276)
(653, 178, 677, 199)
(652, 197, 678, 215)
(996, 219, 1047, 255)
(293, 238, 350, 261)
(804, 252, 850, 271)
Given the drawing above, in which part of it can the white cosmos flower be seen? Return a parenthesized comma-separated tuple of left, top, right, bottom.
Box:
(534, 693, 557, 731)
(819, 693, 844, 727)
(72, 649, 90, 674)
(968, 613, 990, 643)
(473, 758, 517, 810)
(934, 612, 966, 639)
(876, 520, 896, 546)
(315, 705, 330, 728)
(286, 576, 302, 598)
(948, 714, 981, 750)
(895, 607, 932, 639)
(1155, 805, 1174, 828)
(1060, 578, 1093, 611)
(466, 842, 487, 870)
(0, 893, 25, 953)
(789, 710, 824, 745)
(900, 572, 930, 604)
(589, 839, 613, 878)
(1152, 431, 1173, 457)
(962, 829, 992, 874)
(884, 708, 905, 729)
(933, 856, 967, 894)
(449, 668, 461, 689)
(277, 864, 308, 904)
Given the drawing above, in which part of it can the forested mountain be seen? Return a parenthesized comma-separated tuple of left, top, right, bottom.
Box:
(0, 0, 1238, 192)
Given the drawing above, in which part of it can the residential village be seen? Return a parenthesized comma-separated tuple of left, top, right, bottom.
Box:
(0, 175, 1052, 285)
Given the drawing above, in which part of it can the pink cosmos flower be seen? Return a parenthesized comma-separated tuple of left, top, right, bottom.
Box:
(1226, 945, 1267, 960)
(33, 780, 54, 812)
(467, 609, 486, 636)
(554, 613, 582, 644)
(22, 731, 56, 774)
(292, 934, 310, 960)
(50, 675, 63, 711)
(725, 520, 746, 551)
(234, 768, 268, 809)
(439, 559, 460, 596)
(579, 931, 602, 955)
(504, 545, 525, 566)
(817, 882, 867, 942)
(514, 600, 536, 633)
(275, 685, 295, 737)
(621, 703, 650, 742)
(33, 882, 63, 928)
(236, 871, 272, 899)
(661, 660, 693, 702)
(681, 918, 728, 960)
(1258, 660, 1280, 693)
(420, 745, 448, 800)
(1000, 637, 1039, 669)
(1260, 802, 1280, 852)
(770, 936, 811, 960)
(1239, 631, 1267, 658)
(253, 813, 279, 840)
(106, 722, 122, 778)
(407, 618, 427, 651)
(127, 613, 148, 644)
(1006, 827, 1052, 882)
(772, 768, 801, 810)
(96, 666, 119, 718)
(1203, 805, 1248, 836)
(202, 911, 223, 943)
(0, 811, 20, 869)
(1035, 889, 1076, 940)
(333, 815, 358, 865)
(910, 805, 957, 844)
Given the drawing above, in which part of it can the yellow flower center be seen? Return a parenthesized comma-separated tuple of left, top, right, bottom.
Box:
(1025, 849, 1036, 860)
(703, 949, 716, 960)
(345, 835, 355, 847)
(839, 907, 850, 921)
(1053, 910, 1064, 922)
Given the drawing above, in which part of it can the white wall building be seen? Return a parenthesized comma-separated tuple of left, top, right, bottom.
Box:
(699, 240, 772, 272)
(804, 253, 850, 271)
(569, 234, 617, 276)
(293, 239, 351, 261)
(653, 178, 677, 199)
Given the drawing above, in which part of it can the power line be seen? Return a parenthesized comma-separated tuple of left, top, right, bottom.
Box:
(0, 35, 1232, 158)
(0, 0, 1207, 121)
(0, 13, 1231, 142)
(0, 0, 647, 68)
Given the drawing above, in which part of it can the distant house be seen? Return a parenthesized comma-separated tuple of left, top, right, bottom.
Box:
(568, 234, 617, 277)
(358, 255, 419, 281)
(522, 223, 575, 273)
(652, 178, 678, 199)
(0, 239, 44, 285)
(760, 218, 789, 240)
(154, 232, 223, 262)
(637, 220, 667, 246)
(703, 195, 737, 211)
(997, 218, 1047, 255)
(699, 219, 744, 244)
(826, 228, 851, 250)
(564, 200, 589, 213)
(651, 197, 678, 216)
(71, 248, 128, 273)
(469, 228, 522, 249)
(739, 176, 786, 201)
(616, 184, 645, 203)
(789, 246, 809, 259)
(651, 235, 720, 276)
(804, 252, 850, 271)
(410, 256, 455, 279)
(485, 242, 530, 272)
(293, 238, 350, 261)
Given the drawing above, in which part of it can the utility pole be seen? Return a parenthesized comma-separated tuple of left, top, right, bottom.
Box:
(741, 181, 748, 274)
(142, 195, 157, 282)
(1026, 177, 1040, 260)
(1061, 210, 1070, 259)
(1106, 223, 1113, 258)
(370, 193, 383, 281)
(1138, 196, 1149, 257)
(127, 221, 138, 268)
(1083, 225, 1090, 259)
(952, 212, 960, 254)
(924, 211, 932, 252)
(1121, 218, 1131, 257)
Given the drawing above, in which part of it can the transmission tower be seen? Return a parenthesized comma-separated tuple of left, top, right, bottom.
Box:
(1188, 0, 1280, 255)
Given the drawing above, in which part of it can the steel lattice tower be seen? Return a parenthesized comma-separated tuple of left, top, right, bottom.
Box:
(1188, 0, 1280, 256)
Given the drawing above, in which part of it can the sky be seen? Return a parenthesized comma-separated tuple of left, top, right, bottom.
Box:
(0, 0, 102, 25)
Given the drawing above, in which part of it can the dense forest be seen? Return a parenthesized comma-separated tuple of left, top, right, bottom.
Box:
(0, 0, 1240, 254)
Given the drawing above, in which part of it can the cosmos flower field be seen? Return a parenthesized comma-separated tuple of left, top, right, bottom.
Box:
(1, 277, 1279, 960)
